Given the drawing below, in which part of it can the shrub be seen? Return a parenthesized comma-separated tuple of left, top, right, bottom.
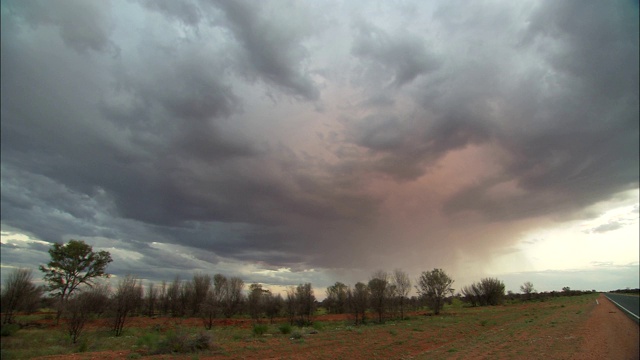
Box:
(252, 324, 268, 336)
(290, 330, 303, 339)
(279, 323, 292, 334)
(461, 278, 505, 306)
(136, 332, 161, 352)
(192, 332, 213, 350)
(154, 330, 212, 354)
(0, 324, 20, 337)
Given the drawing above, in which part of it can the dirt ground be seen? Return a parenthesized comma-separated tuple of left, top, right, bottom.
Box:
(24, 294, 640, 359)
(569, 294, 639, 360)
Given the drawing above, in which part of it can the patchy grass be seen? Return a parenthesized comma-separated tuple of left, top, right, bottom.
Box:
(0, 294, 599, 359)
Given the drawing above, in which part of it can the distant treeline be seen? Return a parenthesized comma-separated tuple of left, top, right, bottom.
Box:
(608, 288, 640, 295)
(0, 240, 619, 346)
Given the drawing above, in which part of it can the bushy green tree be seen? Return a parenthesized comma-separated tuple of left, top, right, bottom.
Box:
(325, 282, 348, 314)
(416, 268, 454, 315)
(39, 240, 112, 322)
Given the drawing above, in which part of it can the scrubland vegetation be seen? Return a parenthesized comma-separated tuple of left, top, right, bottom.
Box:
(0, 240, 623, 358)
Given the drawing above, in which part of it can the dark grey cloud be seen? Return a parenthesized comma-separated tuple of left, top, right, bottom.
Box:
(1, 0, 637, 289)
(138, 0, 202, 27)
(434, 0, 639, 220)
(209, 0, 320, 101)
(3, 0, 116, 54)
(352, 21, 441, 87)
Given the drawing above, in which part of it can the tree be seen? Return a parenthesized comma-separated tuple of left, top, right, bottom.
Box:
(393, 269, 411, 320)
(347, 282, 369, 325)
(295, 283, 316, 326)
(191, 273, 211, 316)
(200, 289, 217, 330)
(111, 275, 143, 336)
(145, 282, 158, 317)
(520, 281, 535, 300)
(264, 293, 284, 324)
(325, 282, 348, 314)
(178, 280, 194, 317)
(222, 276, 244, 318)
(416, 268, 454, 315)
(1, 268, 43, 324)
(368, 271, 390, 323)
(284, 287, 294, 325)
(64, 284, 109, 344)
(167, 275, 181, 316)
(65, 291, 95, 343)
(39, 240, 112, 323)
(247, 283, 268, 322)
(158, 280, 169, 315)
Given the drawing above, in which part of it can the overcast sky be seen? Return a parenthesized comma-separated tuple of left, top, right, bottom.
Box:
(1, 0, 638, 296)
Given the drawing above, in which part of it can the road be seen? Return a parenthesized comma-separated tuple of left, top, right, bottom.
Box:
(604, 293, 640, 323)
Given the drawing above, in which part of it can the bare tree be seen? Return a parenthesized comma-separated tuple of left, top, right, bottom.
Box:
(1, 268, 42, 324)
(520, 281, 535, 300)
(146, 282, 158, 317)
(222, 276, 244, 318)
(325, 282, 348, 314)
(111, 275, 143, 336)
(65, 292, 94, 344)
(191, 273, 211, 316)
(158, 280, 169, 316)
(198, 273, 231, 329)
(393, 269, 411, 320)
(167, 275, 181, 317)
(64, 284, 109, 344)
(247, 283, 268, 323)
(368, 271, 390, 323)
(178, 281, 194, 317)
(416, 268, 454, 315)
(295, 283, 315, 326)
(200, 288, 217, 330)
(347, 282, 369, 325)
(81, 282, 111, 316)
(264, 293, 284, 324)
(285, 287, 296, 325)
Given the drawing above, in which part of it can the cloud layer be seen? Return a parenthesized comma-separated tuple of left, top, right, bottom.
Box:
(1, 0, 638, 290)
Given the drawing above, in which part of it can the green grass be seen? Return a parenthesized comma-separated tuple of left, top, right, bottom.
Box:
(279, 323, 292, 334)
(252, 324, 269, 336)
(0, 294, 600, 359)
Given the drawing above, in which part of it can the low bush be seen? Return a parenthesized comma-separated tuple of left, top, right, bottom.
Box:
(0, 324, 20, 337)
(153, 330, 213, 354)
(252, 324, 268, 336)
(279, 323, 292, 334)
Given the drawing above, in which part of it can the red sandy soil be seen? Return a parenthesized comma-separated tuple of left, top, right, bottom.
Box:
(569, 294, 639, 360)
(29, 294, 640, 359)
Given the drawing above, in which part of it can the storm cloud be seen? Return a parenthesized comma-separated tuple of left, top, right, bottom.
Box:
(1, 0, 638, 291)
